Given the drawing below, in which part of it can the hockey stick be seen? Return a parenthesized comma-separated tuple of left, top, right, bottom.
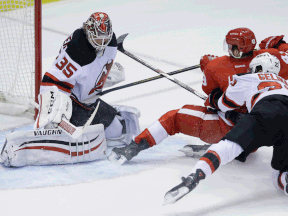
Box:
(117, 33, 207, 100)
(31, 101, 100, 140)
(98, 64, 200, 96)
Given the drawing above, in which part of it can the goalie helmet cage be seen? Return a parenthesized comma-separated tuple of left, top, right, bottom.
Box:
(0, 0, 42, 119)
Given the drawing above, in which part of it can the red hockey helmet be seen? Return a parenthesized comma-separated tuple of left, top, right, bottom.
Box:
(83, 12, 113, 52)
(224, 28, 256, 58)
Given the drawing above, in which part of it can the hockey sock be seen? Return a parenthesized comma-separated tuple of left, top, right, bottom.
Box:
(191, 139, 244, 177)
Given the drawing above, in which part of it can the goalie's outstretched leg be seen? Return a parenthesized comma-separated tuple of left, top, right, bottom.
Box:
(163, 169, 206, 205)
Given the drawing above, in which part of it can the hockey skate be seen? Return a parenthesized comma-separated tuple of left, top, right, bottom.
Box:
(179, 144, 210, 157)
(163, 169, 205, 205)
(107, 139, 149, 165)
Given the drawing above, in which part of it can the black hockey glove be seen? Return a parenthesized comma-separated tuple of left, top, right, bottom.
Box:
(209, 88, 223, 110)
(112, 139, 149, 161)
(225, 110, 246, 125)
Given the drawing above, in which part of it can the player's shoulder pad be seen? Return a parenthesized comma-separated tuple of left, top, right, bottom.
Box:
(254, 48, 279, 56)
(233, 72, 256, 84)
(206, 55, 230, 70)
(107, 32, 117, 47)
(66, 28, 97, 67)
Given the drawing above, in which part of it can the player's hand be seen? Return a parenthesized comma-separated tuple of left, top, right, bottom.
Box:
(208, 88, 223, 110)
(200, 54, 218, 72)
(259, 35, 286, 49)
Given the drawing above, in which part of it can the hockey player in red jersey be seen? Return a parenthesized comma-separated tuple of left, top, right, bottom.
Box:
(0, 12, 141, 167)
(163, 53, 288, 204)
(108, 27, 288, 165)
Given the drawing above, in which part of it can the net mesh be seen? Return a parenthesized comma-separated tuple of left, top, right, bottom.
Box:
(0, 0, 35, 115)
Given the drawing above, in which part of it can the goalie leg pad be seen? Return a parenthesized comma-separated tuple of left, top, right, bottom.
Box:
(1, 124, 107, 167)
(106, 105, 141, 146)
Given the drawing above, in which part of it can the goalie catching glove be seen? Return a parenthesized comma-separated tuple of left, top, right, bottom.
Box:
(35, 86, 72, 129)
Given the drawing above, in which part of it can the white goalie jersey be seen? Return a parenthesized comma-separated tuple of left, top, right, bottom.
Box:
(218, 73, 288, 113)
(41, 28, 123, 105)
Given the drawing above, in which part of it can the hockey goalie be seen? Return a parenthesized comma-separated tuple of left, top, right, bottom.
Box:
(0, 12, 141, 167)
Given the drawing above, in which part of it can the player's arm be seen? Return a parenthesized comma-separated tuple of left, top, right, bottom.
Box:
(259, 35, 288, 51)
(201, 55, 219, 94)
(217, 75, 245, 113)
(35, 53, 80, 129)
(201, 59, 221, 106)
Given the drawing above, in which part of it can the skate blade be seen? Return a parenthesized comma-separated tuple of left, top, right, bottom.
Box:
(178, 147, 195, 157)
(163, 187, 189, 206)
(107, 151, 127, 165)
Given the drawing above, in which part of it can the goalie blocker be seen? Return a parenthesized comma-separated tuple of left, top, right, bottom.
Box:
(0, 124, 107, 167)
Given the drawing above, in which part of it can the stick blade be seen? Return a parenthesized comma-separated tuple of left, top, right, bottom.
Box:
(117, 33, 129, 51)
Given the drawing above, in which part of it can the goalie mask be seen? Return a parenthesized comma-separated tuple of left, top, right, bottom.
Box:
(249, 52, 281, 75)
(83, 12, 113, 53)
(223, 27, 256, 59)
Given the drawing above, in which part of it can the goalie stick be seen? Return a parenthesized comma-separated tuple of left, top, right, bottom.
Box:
(31, 100, 100, 140)
(117, 33, 207, 100)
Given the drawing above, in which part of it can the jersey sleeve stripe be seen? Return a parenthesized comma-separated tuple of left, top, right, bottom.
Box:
(41, 82, 71, 93)
(251, 93, 263, 109)
(199, 150, 221, 174)
(221, 93, 241, 109)
(41, 72, 74, 93)
(44, 72, 74, 88)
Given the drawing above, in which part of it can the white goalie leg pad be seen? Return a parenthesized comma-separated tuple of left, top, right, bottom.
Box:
(106, 105, 141, 146)
(1, 124, 107, 167)
(103, 62, 125, 88)
(34, 86, 72, 129)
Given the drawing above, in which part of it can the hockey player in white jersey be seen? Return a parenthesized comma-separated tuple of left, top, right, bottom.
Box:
(163, 52, 288, 205)
(0, 12, 140, 167)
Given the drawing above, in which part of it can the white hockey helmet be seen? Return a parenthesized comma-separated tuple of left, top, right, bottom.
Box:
(249, 52, 281, 75)
(83, 12, 113, 52)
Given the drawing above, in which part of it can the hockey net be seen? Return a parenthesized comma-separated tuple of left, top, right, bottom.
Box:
(0, 0, 41, 117)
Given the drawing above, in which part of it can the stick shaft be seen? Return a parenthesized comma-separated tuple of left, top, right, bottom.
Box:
(99, 64, 200, 96)
(117, 34, 207, 100)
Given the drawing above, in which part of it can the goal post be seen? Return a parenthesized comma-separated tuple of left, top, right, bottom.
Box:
(0, 0, 42, 118)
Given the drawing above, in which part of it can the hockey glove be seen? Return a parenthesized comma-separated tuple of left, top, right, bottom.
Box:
(209, 88, 223, 110)
(225, 110, 246, 125)
(200, 54, 218, 72)
(259, 35, 286, 49)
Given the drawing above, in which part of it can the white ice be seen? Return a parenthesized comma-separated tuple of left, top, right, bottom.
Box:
(1, 0, 288, 215)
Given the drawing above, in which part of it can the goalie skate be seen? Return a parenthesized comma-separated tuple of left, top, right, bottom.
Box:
(179, 144, 210, 157)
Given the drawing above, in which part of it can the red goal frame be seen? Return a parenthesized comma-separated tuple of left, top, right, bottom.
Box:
(35, 0, 42, 119)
